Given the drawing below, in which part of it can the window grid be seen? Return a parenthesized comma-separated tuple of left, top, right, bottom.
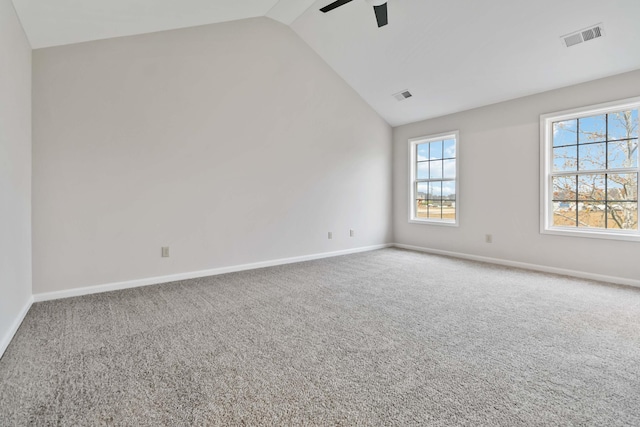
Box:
(551, 174, 639, 229)
(544, 100, 640, 238)
(410, 133, 458, 225)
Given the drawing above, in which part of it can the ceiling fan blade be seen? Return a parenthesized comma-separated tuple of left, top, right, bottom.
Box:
(320, 0, 355, 13)
(373, 3, 388, 27)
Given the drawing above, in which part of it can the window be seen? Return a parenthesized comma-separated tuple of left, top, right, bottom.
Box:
(540, 97, 639, 240)
(409, 131, 458, 225)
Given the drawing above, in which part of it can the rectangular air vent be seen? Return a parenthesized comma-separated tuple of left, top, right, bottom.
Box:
(393, 90, 412, 101)
(561, 23, 605, 48)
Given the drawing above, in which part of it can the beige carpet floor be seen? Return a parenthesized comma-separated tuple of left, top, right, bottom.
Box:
(1, 248, 640, 425)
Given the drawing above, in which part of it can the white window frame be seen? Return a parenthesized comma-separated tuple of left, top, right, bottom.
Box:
(408, 131, 459, 226)
(540, 96, 640, 241)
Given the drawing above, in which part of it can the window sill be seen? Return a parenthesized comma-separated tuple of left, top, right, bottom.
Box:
(541, 227, 640, 242)
(409, 219, 459, 227)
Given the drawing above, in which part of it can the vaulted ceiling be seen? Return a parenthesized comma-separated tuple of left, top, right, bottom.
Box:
(12, 0, 640, 126)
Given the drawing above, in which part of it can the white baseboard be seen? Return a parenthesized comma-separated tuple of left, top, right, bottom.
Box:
(33, 243, 393, 302)
(32, 241, 636, 305)
(0, 295, 33, 360)
(394, 243, 640, 288)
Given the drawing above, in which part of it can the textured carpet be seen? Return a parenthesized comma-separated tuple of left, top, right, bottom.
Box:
(1, 248, 640, 426)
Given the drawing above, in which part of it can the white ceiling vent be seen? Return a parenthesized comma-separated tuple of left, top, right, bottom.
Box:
(393, 90, 413, 101)
(561, 23, 605, 48)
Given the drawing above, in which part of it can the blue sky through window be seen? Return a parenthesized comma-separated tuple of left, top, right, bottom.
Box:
(578, 115, 606, 144)
(416, 139, 456, 198)
(553, 109, 639, 171)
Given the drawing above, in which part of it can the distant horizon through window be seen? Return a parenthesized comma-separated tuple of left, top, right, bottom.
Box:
(541, 98, 639, 241)
(409, 131, 458, 226)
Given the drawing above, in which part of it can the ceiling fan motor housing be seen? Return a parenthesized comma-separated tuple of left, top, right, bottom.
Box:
(320, 0, 388, 28)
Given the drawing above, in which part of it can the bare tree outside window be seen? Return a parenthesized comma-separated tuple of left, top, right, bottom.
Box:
(551, 109, 638, 230)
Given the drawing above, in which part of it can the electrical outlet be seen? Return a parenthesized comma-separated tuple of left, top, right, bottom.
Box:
(328, 232, 333, 240)
(350, 229, 355, 237)
(161, 246, 170, 257)
(485, 234, 492, 244)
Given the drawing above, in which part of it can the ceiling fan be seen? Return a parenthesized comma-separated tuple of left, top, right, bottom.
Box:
(320, 0, 388, 28)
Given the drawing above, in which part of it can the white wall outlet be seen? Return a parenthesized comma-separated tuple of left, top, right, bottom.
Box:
(328, 232, 333, 240)
(485, 234, 492, 244)
(161, 246, 170, 257)
(350, 229, 355, 237)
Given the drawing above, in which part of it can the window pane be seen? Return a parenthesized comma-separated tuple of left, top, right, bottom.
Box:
(426, 203, 442, 219)
(578, 143, 606, 171)
(608, 139, 638, 169)
(416, 182, 428, 199)
(608, 110, 638, 141)
(443, 159, 456, 179)
(553, 202, 577, 227)
(553, 119, 577, 146)
(577, 174, 605, 201)
(552, 176, 576, 201)
(417, 143, 429, 161)
(416, 199, 428, 218)
(442, 139, 456, 159)
(553, 146, 577, 172)
(607, 202, 638, 230)
(442, 181, 456, 220)
(578, 204, 605, 228)
(443, 139, 456, 158)
(430, 141, 443, 159)
(578, 115, 606, 144)
(429, 182, 442, 200)
(608, 174, 638, 201)
(442, 181, 456, 200)
(416, 183, 428, 219)
(582, 202, 606, 214)
(430, 160, 443, 179)
(442, 205, 455, 220)
(417, 162, 428, 179)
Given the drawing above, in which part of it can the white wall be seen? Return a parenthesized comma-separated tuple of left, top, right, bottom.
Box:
(394, 69, 640, 284)
(0, 0, 32, 356)
(32, 17, 392, 294)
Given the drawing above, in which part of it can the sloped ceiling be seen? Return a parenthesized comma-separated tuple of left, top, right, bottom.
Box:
(12, 0, 316, 48)
(292, 0, 640, 125)
(12, 0, 640, 126)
